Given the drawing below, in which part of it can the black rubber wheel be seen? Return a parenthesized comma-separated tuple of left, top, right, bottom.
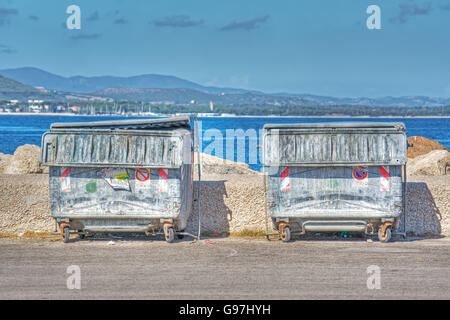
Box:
(281, 226, 291, 242)
(78, 231, 85, 239)
(165, 227, 175, 243)
(177, 234, 184, 240)
(378, 226, 392, 243)
(63, 227, 70, 243)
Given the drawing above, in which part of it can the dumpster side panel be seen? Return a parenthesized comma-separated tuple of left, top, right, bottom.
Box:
(268, 165, 402, 219)
(49, 166, 182, 220)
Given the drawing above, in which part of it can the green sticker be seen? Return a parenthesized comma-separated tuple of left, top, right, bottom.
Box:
(86, 181, 97, 193)
(328, 179, 339, 189)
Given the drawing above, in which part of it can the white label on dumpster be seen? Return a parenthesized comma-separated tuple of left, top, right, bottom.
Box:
(99, 168, 130, 191)
(135, 168, 151, 190)
(61, 167, 71, 192)
(352, 166, 368, 188)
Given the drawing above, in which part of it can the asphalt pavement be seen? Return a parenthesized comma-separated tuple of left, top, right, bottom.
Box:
(0, 236, 449, 299)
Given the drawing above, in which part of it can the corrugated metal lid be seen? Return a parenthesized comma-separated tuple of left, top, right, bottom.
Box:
(263, 122, 406, 130)
(50, 116, 192, 130)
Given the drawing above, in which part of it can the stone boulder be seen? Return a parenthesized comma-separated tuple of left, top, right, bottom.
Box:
(3, 144, 47, 174)
(407, 136, 448, 159)
(407, 150, 450, 176)
(0, 153, 13, 174)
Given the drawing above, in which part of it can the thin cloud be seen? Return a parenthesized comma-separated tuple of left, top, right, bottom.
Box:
(152, 15, 204, 28)
(114, 17, 128, 24)
(29, 15, 39, 21)
(69, 33, 102, 40)
(0, 7, 18, 26)
(0, 8, 18, 16)
(0, 44, 17, 54)
(440, 4, 450, 10)
(221, 15, 269, 31)
(390, 3, 432, 24)
(87, 11, 100, 22)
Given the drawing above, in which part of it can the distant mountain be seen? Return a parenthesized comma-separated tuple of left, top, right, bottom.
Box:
(272, 93, 450, 108)
(0, 75, 39, 93)
(0, 67, 254, 95)
(93, 87, 450, 108)
(1, 67, 449, 107)
(92, 87, 314, 105)
(0, 75, 56, 100)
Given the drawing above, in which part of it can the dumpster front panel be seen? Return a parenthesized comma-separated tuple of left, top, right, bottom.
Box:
(49, 166, 183, 219)
(268, 165, 403, 220)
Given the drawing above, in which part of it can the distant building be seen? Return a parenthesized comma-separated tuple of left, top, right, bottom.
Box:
(27, 99, 43, 104)
(29, 105, 41, 113)
(210, 101, 214, 111)
(69, 106, 81, 113)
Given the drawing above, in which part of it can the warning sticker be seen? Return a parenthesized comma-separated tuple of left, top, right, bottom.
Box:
(61, 167, 71, 193)
(159, 168, 169, 193)
(280, 167, 290, 192)
(380, 166, 390, 192)
(99, 168, 130, 191)
(135, 168, 151, 190)
(352, 166, 368, 188)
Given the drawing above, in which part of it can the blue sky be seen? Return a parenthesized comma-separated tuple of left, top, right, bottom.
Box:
(0, 0, 449, 97)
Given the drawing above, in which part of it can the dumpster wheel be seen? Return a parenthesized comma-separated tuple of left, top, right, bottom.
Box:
(163, 224, 175, 243)
(378, 223, 393, 243)
(279, 223, 291, 242)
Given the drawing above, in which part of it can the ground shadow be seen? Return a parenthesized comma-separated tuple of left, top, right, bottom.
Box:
(400, 182, 442, 236)
(186, 180, 232, 237)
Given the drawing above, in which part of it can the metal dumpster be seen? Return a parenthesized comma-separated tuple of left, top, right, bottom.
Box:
(40, 116, 195, 243)
(262, 122, 407, 242)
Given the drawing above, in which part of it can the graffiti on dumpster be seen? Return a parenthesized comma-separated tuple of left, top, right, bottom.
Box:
(98, 168, 130, 191)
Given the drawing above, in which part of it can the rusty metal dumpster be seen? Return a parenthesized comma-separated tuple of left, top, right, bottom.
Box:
(40, 116, 195, 243)
(262, 122, 407, 242)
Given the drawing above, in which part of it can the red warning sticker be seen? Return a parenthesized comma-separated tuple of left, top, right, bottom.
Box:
(159, 168, 169, 193)
(135, 168, 150, 182)
(353, 166, 368, 187)
(380, 166, 390, 192)
(353, 167, 368, 180)
(280, 167, 290, 192)
(135, 168, 151, 190)
(61, 167, 71, 192)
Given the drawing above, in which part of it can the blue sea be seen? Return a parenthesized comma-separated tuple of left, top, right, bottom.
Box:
(0, 115, 448, 171)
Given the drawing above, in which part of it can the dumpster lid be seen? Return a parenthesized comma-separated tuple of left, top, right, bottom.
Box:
(263, 122, 406, 131)
(50, 115, 192, 130)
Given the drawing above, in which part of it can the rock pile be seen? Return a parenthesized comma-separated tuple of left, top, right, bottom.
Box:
(407, 150, 450, 176)
(0, 145, 47, 174)
(407, 136, 448, 159)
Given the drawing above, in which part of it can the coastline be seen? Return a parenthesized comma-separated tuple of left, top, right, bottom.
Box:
(0, 112, 449, 119)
